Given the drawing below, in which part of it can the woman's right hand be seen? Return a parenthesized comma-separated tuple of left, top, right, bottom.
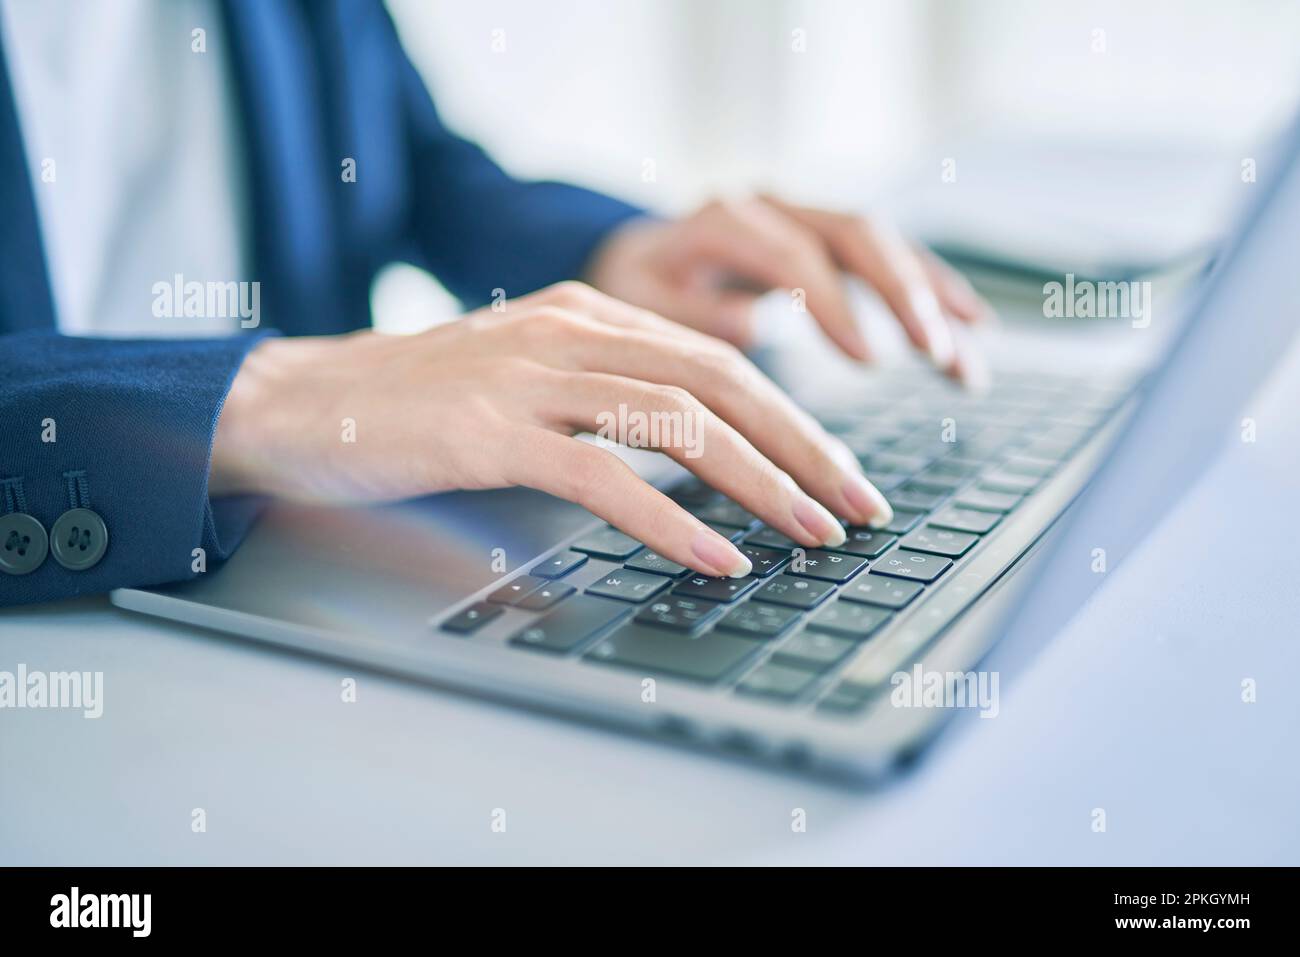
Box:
(212, 282, 893, 579)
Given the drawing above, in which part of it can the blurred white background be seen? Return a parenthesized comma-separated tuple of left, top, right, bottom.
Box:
(376, 0, 1300, 326)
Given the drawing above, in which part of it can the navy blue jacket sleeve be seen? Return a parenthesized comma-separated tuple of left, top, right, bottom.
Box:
(0, 331, 269, 608)
(384, 12, 646, 307)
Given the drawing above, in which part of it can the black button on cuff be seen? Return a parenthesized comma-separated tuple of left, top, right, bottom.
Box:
(50, 507, 108, 571)
(0, 512, 49, 575)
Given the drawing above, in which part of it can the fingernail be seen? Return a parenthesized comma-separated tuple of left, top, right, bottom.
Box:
(793, 497, 846, 547)
(842, 472, 894, 529)
(691, 528, 752, 578)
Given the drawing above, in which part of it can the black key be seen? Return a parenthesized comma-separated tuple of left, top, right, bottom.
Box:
(706, 522, 746, 543)
(788, 548, 868, 584)
(871, 549, 952, 583)
(887, 484, 948, 512)
(745, 526, 798, 550)
(585, 568, 671, 603)
(516, 582, 575, 611)
(773, 630, 858, 670)
(739, 543, 789, 577)
(900, 526, 979, 558)
(883, 509, 925, 534)
(826, 527, 896, 559)
(952, 488, 1021, 513)
(736, 662, 818, 701)
(751, 574, 835, 609)
(488, 575, 548, 606)
(816, 685, 874, 714)
(571, 526, 642, 560)
(672, 574, 759, 603)
(669, 479, 722, 507)
(509, 595, 629, 653)
(634, 595, 722, 631)
(441, 602, 503, 635)
(867, 451, 931, 473)
(841, 574, 923, 610)
(862, 470, 908, 493)
(807, 601, 892, 639)
(909, 468, 968, 492)
(585, 623, 761, 683)
(929, 505, 1002, 534)
(532, 549, 588, 579)
(625, 550, 690, 577)
(715, 602, 801, 638)
(690, 499, 757, 529)
(978, 470, 1041, 494)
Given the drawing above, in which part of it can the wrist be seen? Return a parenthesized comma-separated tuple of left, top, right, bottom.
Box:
(210, 336, 335, 497)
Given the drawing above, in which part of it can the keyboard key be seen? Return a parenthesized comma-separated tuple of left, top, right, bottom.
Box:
(816, 685, 875, 714)
(585, 569, 671, 603)
(887, 484, 948, 512)
(738, 543, 790, 577)
(826, 528, 896, 559)
(788, 548, 868, 583)
(672, 574, 759, 603)
(899, 526, 979, 558)
(669, 479, 722, 507)
(867, 451, 931, 473)
(929, 505, 1002, 534)
(908, 469, 967, 492)
(871, 549, 952, 583)
(706, 522, 746, 543)
(807, 601, 892, 639)
(625, 550, 690, 577)
(715, 602, 801, 638)
(736, 662, 818, 700)
(884, 509, 925, 535)
(841, 574, 923, 610)
(690, 499, 758, 529)
(773, 630, 858, 670)
(488, 575, 548, 605)
(862, 471, 907, 493)
(634, 595, 722, 631)
(978, 470, 1041, 494)
(744, 526, 798, 550)
(509, 595, 629, 653)
(1001, 454, 1057, 477)
(751, 574, 835, 609)
(585, 623, 761, 683)
(441, 602, 503, 635)
(571, 526, 642, 560)
(952, 488, 1022, 513)
(516, 582, 575, 611)
(532, 550, 588, 579)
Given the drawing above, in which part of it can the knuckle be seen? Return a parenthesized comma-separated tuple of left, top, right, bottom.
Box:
(649, 383, 698, 414)
(562, 446, 616, 505)
(545, 280, 600, 310)
(529, 305, 589, 337)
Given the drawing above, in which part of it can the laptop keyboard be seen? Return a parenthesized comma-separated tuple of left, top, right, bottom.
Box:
(441, 370, 1132, 715)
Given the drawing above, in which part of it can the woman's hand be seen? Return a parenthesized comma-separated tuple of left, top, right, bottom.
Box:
(586, 195, 994, 387)
(212, 282, 893, 579)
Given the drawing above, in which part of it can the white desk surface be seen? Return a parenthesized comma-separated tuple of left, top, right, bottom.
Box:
(4, 316, 1298, 866)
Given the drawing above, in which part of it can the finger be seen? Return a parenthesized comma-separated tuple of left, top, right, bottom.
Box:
(640, 285, 761, 349)
(915, 245, 997, 326)
(538, 371, 851, 549)
(942, 316, 990, 392)
(686, 200, 871, 361)
(507, 429, 752, 578)
(759, 198, 958, 375)
(515, 287, 893, 528)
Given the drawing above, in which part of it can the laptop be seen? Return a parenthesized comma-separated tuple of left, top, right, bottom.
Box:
(111, 118, 1300, 780)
